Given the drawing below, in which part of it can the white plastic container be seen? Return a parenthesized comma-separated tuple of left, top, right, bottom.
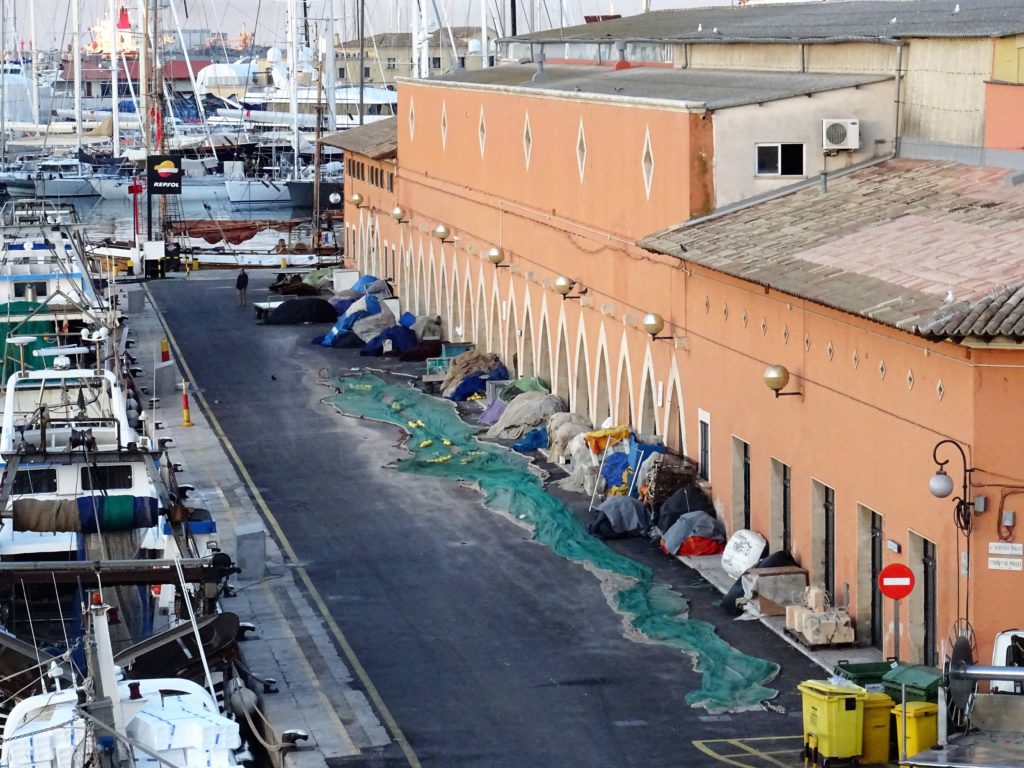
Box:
(721, 529, 768, 580)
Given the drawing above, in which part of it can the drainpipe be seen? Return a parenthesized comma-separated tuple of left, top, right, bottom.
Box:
(891, 41, 903, 157)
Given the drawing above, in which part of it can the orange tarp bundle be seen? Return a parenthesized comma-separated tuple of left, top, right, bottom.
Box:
(583, 426, 630, 454)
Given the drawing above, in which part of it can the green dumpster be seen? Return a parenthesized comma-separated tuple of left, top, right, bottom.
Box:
(834, 658, 903, 690)
(882, 664, 942, 703)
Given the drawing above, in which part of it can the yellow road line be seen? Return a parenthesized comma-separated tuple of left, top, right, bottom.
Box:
(692, 736, 804, 768)
(144, 283, 422, 768)
(727, 738, 801, 768)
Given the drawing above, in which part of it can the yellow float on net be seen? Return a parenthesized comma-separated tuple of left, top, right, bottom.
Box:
(408, 420, 419, 429)
(442, 438, 452, 446)
(419, 439, 434, 448)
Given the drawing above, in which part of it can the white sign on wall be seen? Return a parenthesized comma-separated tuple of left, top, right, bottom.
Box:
(989, 542, 1024, 556)
(988, 557, 1023, 572)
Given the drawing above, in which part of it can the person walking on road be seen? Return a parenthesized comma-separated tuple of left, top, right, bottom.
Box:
(236, 268, 249, 306)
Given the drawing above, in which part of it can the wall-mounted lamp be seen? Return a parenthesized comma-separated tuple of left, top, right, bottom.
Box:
(641, 312, 673, 341)
(930, 438, 979, 533)
(349, 192, 365, 208)
(328, 192, 342, 206)
(391, 205, 408, 223)
(486, 246, 509, 268)
(763, 364, 802, 398)
(433, 223, 454, 243)
(554, 276, 584, 300)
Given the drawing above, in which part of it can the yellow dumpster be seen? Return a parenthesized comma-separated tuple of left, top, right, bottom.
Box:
(892, 701, 938, 758)
(861, 691, 894, 765)
(798, 680, 868, 764)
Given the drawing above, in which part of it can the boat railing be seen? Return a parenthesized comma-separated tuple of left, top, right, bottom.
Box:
(0, 200, 80, 227)
(12, 418, 123, 453)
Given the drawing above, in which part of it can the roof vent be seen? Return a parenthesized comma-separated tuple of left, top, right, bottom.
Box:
(822, 118, 860, 151)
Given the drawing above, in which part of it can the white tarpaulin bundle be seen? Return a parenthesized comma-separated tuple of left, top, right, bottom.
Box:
(485, 391, 566, 440)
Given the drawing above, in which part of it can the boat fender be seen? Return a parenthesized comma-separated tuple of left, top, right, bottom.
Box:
(228, 682, 259, 717)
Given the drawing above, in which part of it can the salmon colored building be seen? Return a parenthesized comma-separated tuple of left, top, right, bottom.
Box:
(334, 0, 1024, 667)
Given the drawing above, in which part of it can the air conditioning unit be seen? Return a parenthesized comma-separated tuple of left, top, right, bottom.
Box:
(822, 118, 860, 151)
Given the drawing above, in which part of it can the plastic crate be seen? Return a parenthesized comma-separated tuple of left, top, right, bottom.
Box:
(425, 357, 452, 376)
(441, 342, 475, 358)
(882, 664, 942, 703)
(834, 658, 903, 689)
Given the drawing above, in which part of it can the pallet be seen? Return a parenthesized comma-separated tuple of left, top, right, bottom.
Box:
(784, 627, 861, 651)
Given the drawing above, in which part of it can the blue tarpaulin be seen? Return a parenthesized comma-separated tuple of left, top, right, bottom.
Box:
(320, 295, 381, 346)
(512, 427, 549, 453)
(448, 364, 509, 402)
(600, 452, 631, 490)
(351, 274, 379, 294)
(360, 326, 418, 356)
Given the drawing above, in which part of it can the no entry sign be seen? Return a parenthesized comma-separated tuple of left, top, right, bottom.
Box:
(878, 563, 915, 600)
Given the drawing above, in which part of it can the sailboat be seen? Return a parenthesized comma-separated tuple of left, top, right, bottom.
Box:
(224, 0, 302, 207)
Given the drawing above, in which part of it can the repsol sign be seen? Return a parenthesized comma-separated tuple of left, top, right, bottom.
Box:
(146, 155, 182, 195)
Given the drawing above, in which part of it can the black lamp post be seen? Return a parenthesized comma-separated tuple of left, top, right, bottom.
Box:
(930, 438, 975, 533)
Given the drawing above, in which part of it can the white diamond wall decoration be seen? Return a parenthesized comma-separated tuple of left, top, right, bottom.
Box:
(641, 128, 655, 200)
(478, 106, 486, 158)
(576, 119, 587, 183)
(440, 102, 448, 150)
(408, 97, 416, 141)
(523, 112, 533, 169)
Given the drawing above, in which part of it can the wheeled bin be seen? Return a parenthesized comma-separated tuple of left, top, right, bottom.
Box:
(798, 680, 867, 766)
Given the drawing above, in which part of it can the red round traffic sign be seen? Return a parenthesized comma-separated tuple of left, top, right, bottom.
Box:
(878, 563, 915, 600)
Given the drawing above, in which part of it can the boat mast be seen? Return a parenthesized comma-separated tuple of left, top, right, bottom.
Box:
(74, 0, 82, 153)
(324, 7, 336, 131)
(357, 0, 364, 125)
(480, 0, 488, 69)
(287, 0, 299, 180)
(28, 0, 38, 123)
(1, 0, 7, 166)
(110, 0, 121, 157)
(137, 0, 147, 151)
(312, 55, 322, 251)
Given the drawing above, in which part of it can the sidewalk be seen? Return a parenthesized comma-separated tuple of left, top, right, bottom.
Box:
(677, 554, 883, 672)
(120, 278, 390, 768)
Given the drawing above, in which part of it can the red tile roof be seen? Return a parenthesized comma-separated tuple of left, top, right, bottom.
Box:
(640, 159, 1024, 343)
(163, 59, 212, 80)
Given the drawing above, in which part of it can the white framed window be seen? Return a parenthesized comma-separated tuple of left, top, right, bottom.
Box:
(698, 409, 711, 482)
(756, 143, 805, 177)
(386, 57, 397, 70)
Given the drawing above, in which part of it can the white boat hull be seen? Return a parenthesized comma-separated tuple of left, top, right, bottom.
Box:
(91, 176, 232, 202)
(7, 177, 98, 198)
(225, 177, 292, 205)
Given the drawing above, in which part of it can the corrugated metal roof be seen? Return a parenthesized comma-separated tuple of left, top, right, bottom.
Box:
(438, 64, 890, 107)
(638, 159, 1024, 343)
(320, 117, 397, 159)
(501, 0, 1024, 44)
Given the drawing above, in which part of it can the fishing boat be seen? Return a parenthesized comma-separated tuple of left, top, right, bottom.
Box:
(0, 592, 249, 768)
(0, 200, 111, 377)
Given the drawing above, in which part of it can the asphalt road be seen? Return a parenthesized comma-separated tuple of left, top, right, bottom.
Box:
(149, 270, 823, 768)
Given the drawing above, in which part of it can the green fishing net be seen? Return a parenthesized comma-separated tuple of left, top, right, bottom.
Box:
(325, 373, 779, 712)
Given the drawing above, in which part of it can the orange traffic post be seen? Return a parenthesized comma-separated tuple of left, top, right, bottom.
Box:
(181, 379, 193, 428)
(160, 337, 170, 362)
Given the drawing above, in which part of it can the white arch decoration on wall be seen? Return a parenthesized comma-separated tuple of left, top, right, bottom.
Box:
(488, 274, 503, 354)
(571, 310, 593, 420)
(636, 344, 660, 437)
(505, 287, 520, 373)
(591, 323, 613, 427)
(614, 329, 637, 429)
(663, 355, 688, 455)
(519, 288, 536, 378)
